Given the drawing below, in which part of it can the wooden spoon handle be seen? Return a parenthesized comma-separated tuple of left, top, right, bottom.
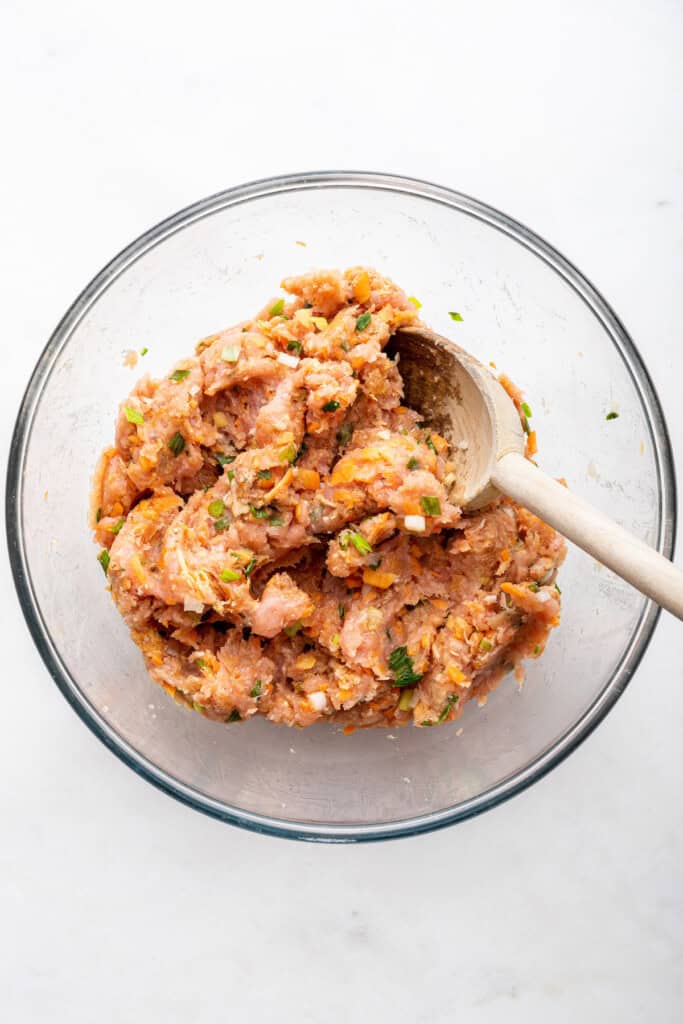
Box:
(492, 451, 683, 621)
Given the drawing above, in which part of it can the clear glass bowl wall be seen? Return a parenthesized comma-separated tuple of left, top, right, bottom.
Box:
(7, 173, 675, 841)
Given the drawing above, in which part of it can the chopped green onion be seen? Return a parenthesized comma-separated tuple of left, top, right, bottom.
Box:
(407, 296, 422, 309)
(340, 340, 350, 352)
(448, 311, 463, 322)
(480, 638, 493, 652)
(169, 369, 190, 382)
(95, 507, 102, 523)
(220, 568, 241, 583)
(528, 582, 540, 592)
(214, 515, 230, 532)
(389, 646, 423, 688)
(336, 423, 354, 446)
(250, 680, 263, 699)
(196, 658, 208, 670)
(140, 347, 148, 356)
(322, 400, 340, 413)
(284, 620, 303, 637)
(268, 510, 284, 527)
(522, 416, 531, 435)
(338, 603, 346, 621)
(109, 517, 125, 535)
(407, 457, 420, 470)
(124, 406, 144, 425)
(438, 694, 459, 723)
(287, 340, 303, 355)
(256, 469, 272, 480)
(250, 504, 270, 520)
(208, 499, 225, 518)
(226, 709, 241, 723)
(279, 441, 298, 463)
(421, 720, 434, 727)
(97, 549, 110, 575)
(243, 556, 257, 577)
(226, 470, 235, 482)
(521, 401, 532, 419)
(350, 532, 373, 555)
(221, 345, 240, 363)
(193, 702, 204, 714)
(216, 452, 236, 466)
(397, 688, 414, 711)
(606, 411, 619, 421)
(292, 442, 307, 465)
(356, 312, 372, 332)
(269, 298, 285, 316)
(424, 435, 438, 455)
(168, 432, 186, 457)
(534, 644, 541, 655)
(555, 582, 562, 594)
(369, 558, 382, 569)
(420, 495, 441, 516)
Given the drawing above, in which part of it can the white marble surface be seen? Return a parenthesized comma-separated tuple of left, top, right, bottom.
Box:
(2, 1, 682, 1020)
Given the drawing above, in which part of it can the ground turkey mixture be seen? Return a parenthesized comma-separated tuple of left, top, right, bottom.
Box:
(92, 267, 565, 728)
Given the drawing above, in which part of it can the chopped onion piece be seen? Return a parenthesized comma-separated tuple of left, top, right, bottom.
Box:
(307, 691, 327, 711)
(183, 597, 204, 614)
(277, 352, 300, 369)
(404, 514, 426, 533)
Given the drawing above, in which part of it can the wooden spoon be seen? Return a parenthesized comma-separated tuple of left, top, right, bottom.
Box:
(390, 325, 683, 621)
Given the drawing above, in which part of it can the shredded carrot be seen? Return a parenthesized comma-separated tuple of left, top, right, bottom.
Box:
(447, 664, 466, 684)
(362, 568, 398, 589)
(296, 468, 320, 490)
(345, 576, 363, 589)
(343, 724, 356, 736)
(526, 430, 538, 457)
(128, 554, 146, 585)
(353, 271, 371, 304)
(431, 598, 448, 610)
(500, 548, 510, 561)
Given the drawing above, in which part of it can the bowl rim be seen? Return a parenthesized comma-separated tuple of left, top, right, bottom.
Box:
(6, 169, 677, 843)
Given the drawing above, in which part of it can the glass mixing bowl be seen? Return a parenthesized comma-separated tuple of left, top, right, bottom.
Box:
(6, 172, 676, 842)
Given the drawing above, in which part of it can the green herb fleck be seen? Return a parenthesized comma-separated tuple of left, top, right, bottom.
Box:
(292, 441, 307, 465)
(226, 709, 241, 723)
(216, 452, 236, 466)
(448, 311, 463, 322)
(407, 457, 420, 470)
(528, 582, 540, 592)
(424, 434, 438, 455)
(196, 658, 207, 670)
(388, 646, 423, 688)
(421, 720, 434, 727)
(534, 644, 541, 655)
(420, 495, 441, 517)
(169, 369, 190, 382)
(336, 423, 354, 446)
(338, 603, 346, 621)
(356, 312, 372, 332)
(369, 558, 382, 569)
(284, 620, 303, 637)
(322, 400, 340, 413)
(213, 516, 230, 532)
(208, 499, 225, 519)
(287, 339, 303, 355)
(109, 517, 125, 535)
(606, 411, 619, 421)
(521, 401, 532, 419)
(95, 507, 102, 523)
(243, 556, 257, 577)
(256, 469, 272, 480)
(250, 680, 263, 699)
(438, 693, 459, 723)
(220, 568, 242, 583)
(350, 532, 373, 555)
(555, 582, 562, 594)
(268, 510, 284, 527)
(124, 406, 144, 425)
(340, 340, 350, 352)
(168, 432, 186, 457)
(140, 347, 148, 356)
(227, 470, 235, 482)
(97, 549, 110, 575)
(250, 504, 270, 520)
(269, 298, 285, 316)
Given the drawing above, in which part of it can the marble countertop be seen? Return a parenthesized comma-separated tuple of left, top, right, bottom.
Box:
(2, 2, 681, 1020)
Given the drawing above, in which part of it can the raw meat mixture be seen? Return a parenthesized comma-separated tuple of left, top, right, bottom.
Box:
(92, 267, 565, 728)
